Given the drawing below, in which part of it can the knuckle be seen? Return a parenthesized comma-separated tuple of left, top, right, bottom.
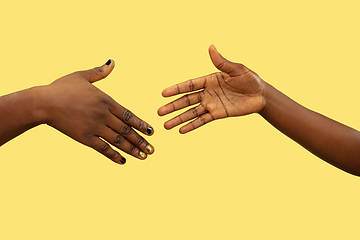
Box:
(136, 137, 144, 146)
(94, 66, 104, 75)
(171, 102, 176, 111)
(83, 131, 94, 139)
(100, 143, 109, 152)
(110, 152, 118, 160)
(122, 124, 132, 135)
(180, 95, 191, 106)
(188, 79, 195, 91)
(89, 108, 108, 122)
(216, 61, 225, 69)
(192, 108, 198, 117)
(100, 95, 113, 106)
(185, 95, 191, 106)
(178, 115, 183, 123)
(137, 120, 144, 129)
(122, 109, 133, 123)
(130, 145, 136, 153)
(115, 135, 123, 144)
(200, 117, 206, 124)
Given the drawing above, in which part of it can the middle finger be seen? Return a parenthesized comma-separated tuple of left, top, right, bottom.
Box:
(108, 116, 154, 155)
(158, 91, 202, 116)
(164, 103, 207, 130)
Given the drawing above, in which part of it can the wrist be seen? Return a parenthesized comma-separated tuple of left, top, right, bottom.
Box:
(29, 85, 51, 125)
(258, 81, 273, 116)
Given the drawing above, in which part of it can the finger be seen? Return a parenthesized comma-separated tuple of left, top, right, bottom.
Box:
(164, 104, 207, 130)
(80, 59, 115, 83)
(110, 104, 154, 136)
(108, 115, 154, 155)
(101, 127, 149, 160)
(88, 136, 127, 165)
(158, 91, 202, 116)
(208, 45, 243, 77)
(179, 112, 215, 134)
(161, 74, 211, 97)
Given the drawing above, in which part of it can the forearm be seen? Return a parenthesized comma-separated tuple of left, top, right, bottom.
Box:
(0, 86, 46, 146)
(260, 82, 360, 176)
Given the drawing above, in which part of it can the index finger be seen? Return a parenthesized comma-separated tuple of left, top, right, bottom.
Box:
(161, 73, 213, 97)
(110, 103, 154, 136)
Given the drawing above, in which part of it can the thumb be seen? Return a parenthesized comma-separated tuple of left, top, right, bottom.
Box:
(82, 59, 115, 83)
(208, 45, 242, 76)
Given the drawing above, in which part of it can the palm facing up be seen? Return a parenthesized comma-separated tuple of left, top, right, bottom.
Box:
(158, 45, 265, 134)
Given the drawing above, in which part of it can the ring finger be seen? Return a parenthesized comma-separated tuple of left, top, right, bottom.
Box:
(108, 116, 154, 155)
(101, 127, 149, 160)
(164, 103, 207, 130)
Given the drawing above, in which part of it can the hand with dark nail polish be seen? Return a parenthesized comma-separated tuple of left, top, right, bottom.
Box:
(0, 59, 155, 164)
(158, 45, 265, 134)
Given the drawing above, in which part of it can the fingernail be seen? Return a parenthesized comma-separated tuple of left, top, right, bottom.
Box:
(139, 151, 146, 159)
(146, 145, 153, 153)
(213, 45, 217, 50)
(105, 59, 112, 65)
(120, 157, 126, 164)
(146, 126, 153, 134)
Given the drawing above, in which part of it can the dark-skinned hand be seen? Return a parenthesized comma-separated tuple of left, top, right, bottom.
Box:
(158, 45, 265, 133)
(40, 60, 154, 164)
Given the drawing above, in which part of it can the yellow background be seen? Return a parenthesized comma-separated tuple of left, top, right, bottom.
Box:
(1, 0, 359, 239)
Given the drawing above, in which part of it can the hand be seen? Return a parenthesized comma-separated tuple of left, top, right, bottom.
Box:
(40, 60, 154, 164)
(158, 45, 265, 134)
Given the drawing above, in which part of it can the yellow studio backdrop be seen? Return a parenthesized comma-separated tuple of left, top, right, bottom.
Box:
(0, 0, 359, 239)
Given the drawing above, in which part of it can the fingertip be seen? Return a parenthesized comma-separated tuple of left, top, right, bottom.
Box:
(105, 59, 112, 66)
(110, 152, 126, 165)
(158, 104, 175, 117)
(139, 151, 147, 160)
(209, 45, 236, 75)
(157, 107, 166, 117)
(105, 58, 115, 66)
(162, 88, 172, 97)
(164, 122, 173, 130)
(179, 127, 188, 134)
(119, 156, 126, 165)
(209, 44, 219, 57)
(209, 44, 223, 61)
(104, 59, 115, 74)
(85, 59, 116, 83)
(209, 44, 217, 52)
(146, 144, 155, 154)
(146, 126, 154, 135)
(161, 89, 167, 97)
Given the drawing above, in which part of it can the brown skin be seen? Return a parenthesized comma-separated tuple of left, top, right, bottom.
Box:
(158, 45, 360, 176)
(0, 60, 154, 164)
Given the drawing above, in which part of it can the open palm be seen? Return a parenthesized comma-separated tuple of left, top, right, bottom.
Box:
(158, 45, 265, 134)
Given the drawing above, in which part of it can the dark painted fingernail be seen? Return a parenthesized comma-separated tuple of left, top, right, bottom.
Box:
(120, 157, 126, 164)
(146, 126, 153, 134)
(105, 59, 112, 65)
